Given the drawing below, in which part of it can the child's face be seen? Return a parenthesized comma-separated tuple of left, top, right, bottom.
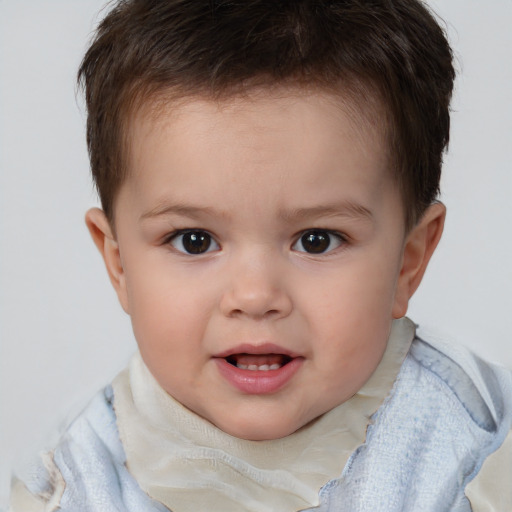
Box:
(90, 89, 433, 440)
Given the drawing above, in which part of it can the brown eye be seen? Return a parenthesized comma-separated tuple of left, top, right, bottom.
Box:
(170, 230, 219, 254)
(293, 230, 343, 254)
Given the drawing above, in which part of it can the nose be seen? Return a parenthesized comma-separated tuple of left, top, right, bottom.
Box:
(219, 252, 293, 320)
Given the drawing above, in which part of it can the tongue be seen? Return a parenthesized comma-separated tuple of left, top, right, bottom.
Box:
(231, 354, 287, 367)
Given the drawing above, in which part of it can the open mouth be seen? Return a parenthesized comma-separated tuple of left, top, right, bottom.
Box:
(225, 353, 293, 371)
(215, 347, 303, 393)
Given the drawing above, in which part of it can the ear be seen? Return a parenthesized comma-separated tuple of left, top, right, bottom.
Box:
(85, 208, 130, 314)
(392, 202, 446, 318)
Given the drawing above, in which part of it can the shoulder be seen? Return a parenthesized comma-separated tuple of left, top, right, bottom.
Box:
(321, 336, 512, 512)
(366, 335, 512, 457)
(9, 386, 169, 512)
(370, 334, 512, 462)
(405, 336, 512, 435)
(406, 337, 512, 511)
(362, 336, 512, 511)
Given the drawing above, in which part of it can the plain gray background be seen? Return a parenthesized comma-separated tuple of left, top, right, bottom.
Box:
(1, 0, 511, 506)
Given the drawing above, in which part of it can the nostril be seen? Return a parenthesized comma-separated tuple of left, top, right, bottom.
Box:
(220, 281, 293, 320)
(228, 308, 282, 319)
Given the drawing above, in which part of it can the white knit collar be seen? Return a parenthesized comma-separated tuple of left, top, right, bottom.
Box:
(112, 317, 415, 512)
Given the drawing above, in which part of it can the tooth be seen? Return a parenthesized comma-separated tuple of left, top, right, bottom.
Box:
(235, 362, 283, 371)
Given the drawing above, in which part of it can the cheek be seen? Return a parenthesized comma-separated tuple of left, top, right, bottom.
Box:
(123, 260, 216, 352)
(125, 269, 216, 395)
(308, 257, 399, 320)
(299, 255, 399, 364)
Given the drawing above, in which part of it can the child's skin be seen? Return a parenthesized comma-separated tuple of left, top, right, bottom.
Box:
(86, 87, 445, 441)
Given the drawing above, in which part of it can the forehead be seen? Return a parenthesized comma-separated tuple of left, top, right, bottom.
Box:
(126, 85, 391, 174)
(119, 87, 401, 219)
(113, 86, 404, 236)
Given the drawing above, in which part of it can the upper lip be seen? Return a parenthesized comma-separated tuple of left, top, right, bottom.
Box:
(213, 343, 301, 359)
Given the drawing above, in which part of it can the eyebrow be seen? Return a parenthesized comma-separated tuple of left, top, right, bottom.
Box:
(279, 203, 374, 223)
(140, 202, 227, 221)
(140, 200, 373, 223)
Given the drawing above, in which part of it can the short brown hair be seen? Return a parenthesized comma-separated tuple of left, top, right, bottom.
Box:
(78, 0, 455, 229)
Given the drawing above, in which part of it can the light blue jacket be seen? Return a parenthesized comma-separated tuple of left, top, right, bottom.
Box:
(12, 338, 512, 511)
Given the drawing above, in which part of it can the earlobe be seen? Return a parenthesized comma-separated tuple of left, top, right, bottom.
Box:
(85, 208, 130, 313)
(392, 202, 446, 318)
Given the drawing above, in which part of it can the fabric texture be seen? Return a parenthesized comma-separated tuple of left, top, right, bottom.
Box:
(9, 321, 512, 512)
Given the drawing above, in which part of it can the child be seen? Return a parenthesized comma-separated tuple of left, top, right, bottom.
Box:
(8, 0, 512, 511)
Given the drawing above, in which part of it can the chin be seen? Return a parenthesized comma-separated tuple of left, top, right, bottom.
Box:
(216, 416, 302, 441)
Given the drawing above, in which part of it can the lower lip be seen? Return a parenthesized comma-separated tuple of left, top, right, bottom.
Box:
(214, 357, 303, 394)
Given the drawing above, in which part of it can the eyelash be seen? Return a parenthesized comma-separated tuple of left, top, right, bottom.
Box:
(292, 229, 347, 255)
(165, 229, 220, 255)
(164, 228, 348, 256)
